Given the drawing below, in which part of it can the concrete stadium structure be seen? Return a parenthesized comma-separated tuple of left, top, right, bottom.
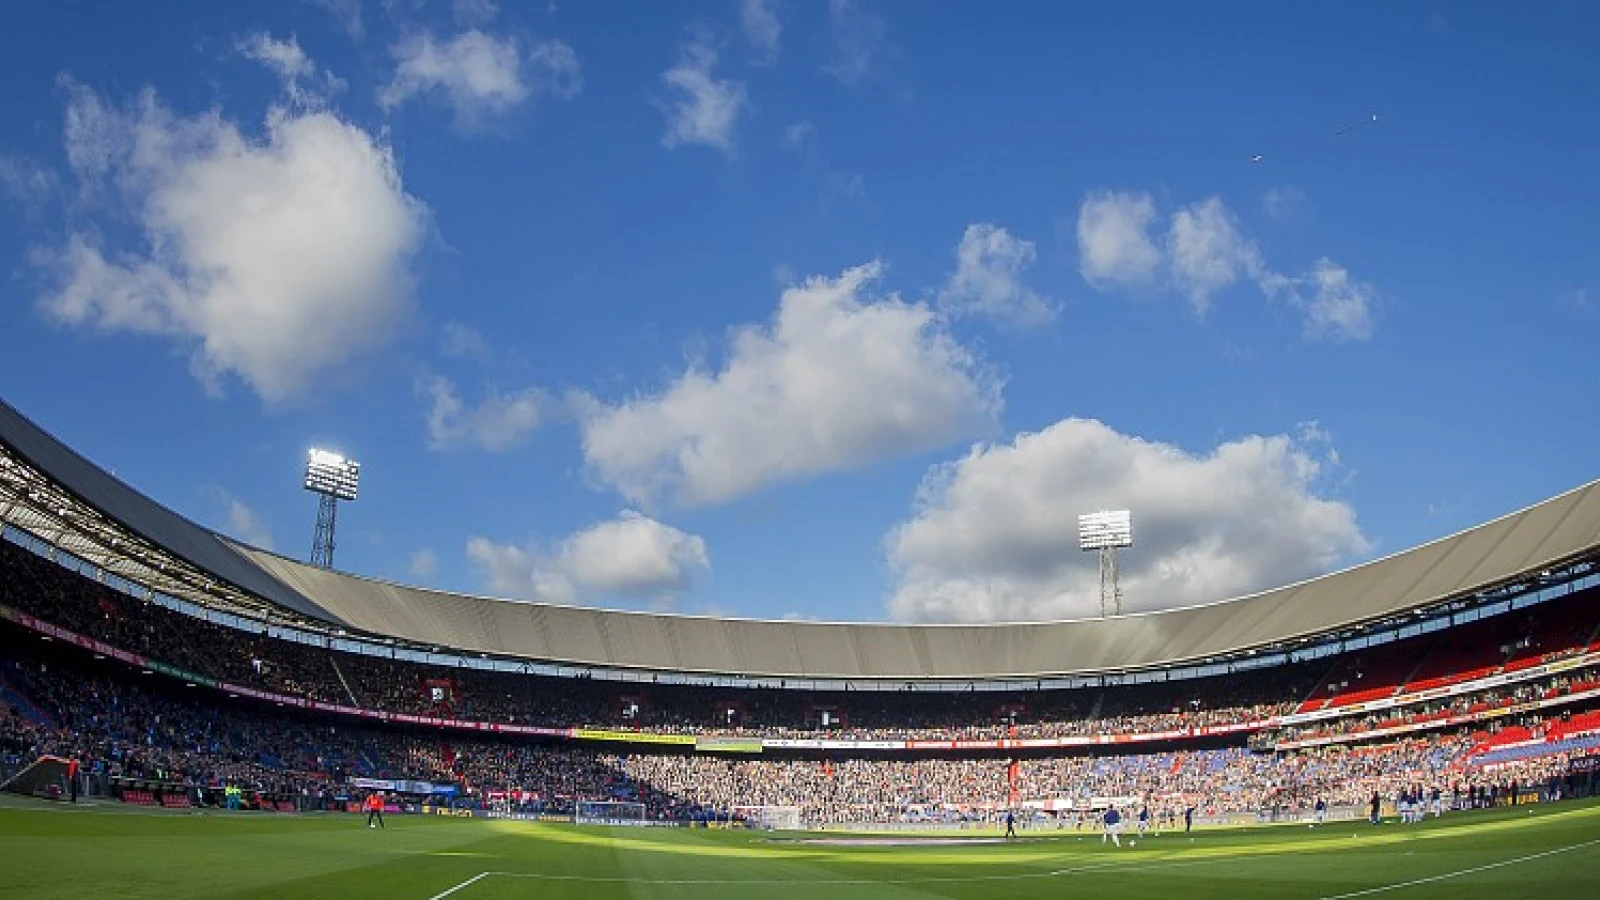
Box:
(2, 397, 1598, 684)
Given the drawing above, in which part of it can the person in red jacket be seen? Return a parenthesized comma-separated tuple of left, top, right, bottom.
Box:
(365, 792, 385, 829)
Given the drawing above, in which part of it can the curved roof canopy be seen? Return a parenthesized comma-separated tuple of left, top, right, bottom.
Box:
(3, 396, 1599, 680)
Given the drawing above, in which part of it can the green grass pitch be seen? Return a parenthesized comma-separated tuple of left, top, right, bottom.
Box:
(1, 798, 1598, 899)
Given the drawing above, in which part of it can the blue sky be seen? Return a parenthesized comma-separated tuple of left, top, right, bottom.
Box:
(1, 1, 1595, 624)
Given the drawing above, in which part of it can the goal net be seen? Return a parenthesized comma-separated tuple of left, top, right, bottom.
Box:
(734, 805, 803, 831)
(574, 800, 648, 825)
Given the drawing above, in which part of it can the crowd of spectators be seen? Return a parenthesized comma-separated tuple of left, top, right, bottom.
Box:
(1, 636, 783, 819)
(2, 534, 1598, 828)
(1268, 664, 1600, 745)
(1, 654, 344, 800)
(616, 735, 1580, 825)
(0, 630, 1582, 827)
(0, 540, 1318, 739)
(9, 538, 1592, 749)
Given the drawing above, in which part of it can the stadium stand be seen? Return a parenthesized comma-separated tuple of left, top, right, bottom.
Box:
(3, 531, 1599, 825)
(2, 395, 1599, 826)
(5, 534, 1600, 751)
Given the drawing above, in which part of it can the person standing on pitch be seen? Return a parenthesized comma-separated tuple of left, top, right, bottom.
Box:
(365, 791, 386, 829)
(1004, 809, 1016, 839)
(1102, 807, 1123, 847)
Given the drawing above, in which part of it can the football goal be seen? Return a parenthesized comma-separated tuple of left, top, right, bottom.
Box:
(734, 805, 803, 831)
(574, 800, 649, 825)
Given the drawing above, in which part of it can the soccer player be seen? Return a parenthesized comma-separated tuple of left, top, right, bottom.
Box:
(1314, 797, 1326, 824)
(1184, 804, 1195, 833)
(1137, 805, 1150, 836)
(1102, 807, 1123, 847)
(1004, 809, 1016, 839)
(1369, 791, 1381, 825)
(365, 791, 386, 829)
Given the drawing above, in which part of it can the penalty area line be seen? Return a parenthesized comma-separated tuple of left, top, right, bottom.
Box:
(425, 871, 498, 900)
(1316, 836, 1600, 899)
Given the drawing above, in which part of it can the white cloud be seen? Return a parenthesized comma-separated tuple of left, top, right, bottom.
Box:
(1077, 190, 1378, 339)
(559, 512, 710, 595)
(466, 537, 569, 601)
(1294, 259, 1376, 341)
(1167, 197, 1264, 313)
(60, 81, 124, 186)
(419, 374, 553, 452)
(308, 0, 364, 41)
(240, 33, 313, 83)
(886, 418, 1368, 623)
(739, 0, 782, 63)
(1075, 190, 1162, 289)
(825, 0, 887, 86)
(439, 320, 491, 361)
(574, 261, 1002, 508)
(781, 121, 815, 151)
(939, 223, 1055, 328)
(219, 491, 274, 550)
(453, 0, 499, 26)
(821, 171, 867, 210)
(0, 156, 58, 211)
(238, 33, 346, 104)
(524, 40, 583, 98)
(466, 511, 710, 604)
(409, 547, 438, 579)
(35, 78, 427, 403)
(380, 30, 580, 128)
(660, 30, 747, 154)
(1261, 186, 1310, 223)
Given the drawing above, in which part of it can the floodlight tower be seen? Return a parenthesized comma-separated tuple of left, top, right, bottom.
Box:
(304, 448, 360, 570)
(1078, 510, 1133, 618)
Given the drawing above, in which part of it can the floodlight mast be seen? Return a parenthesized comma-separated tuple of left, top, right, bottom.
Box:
(303, 449, 360, 569)
(1078, 510, 1133, 618)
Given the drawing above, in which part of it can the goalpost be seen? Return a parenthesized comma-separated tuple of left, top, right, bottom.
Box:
(574, 800, 649, 826)
(733, 805, 803, 831)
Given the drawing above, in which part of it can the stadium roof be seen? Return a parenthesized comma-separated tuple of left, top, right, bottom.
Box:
(3, 396, 1599, 681)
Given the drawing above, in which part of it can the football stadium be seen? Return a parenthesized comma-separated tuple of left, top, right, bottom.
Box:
(3, 388, 1600, 900)
(3, 5, 1599, 897)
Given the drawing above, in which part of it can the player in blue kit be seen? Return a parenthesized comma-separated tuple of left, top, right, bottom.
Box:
(1102, 806, 1124, 847)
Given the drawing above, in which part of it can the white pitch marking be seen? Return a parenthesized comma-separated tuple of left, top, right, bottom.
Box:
(418, 835, 1600, 898)
(1316, 837, 1600, 899)
(418, 849, 1262, 896)
(425, 871, 498, 900)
